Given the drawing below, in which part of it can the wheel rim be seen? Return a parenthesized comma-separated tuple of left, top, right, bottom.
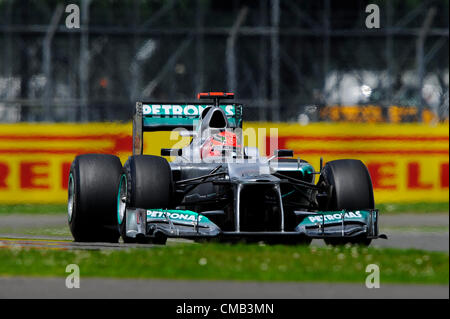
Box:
(117, 174, 127, 225)
(67, 173, 74, 223)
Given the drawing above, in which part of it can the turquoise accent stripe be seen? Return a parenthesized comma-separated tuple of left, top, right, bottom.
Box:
(143, 117, 240, 128)
(117, 174, 126, 225)
(67, 173, 74, 223)
(282, 190, 295, 198)
(299, 164, 314, 175)
(146, 209, 213, 225)
(297, 210, 373, 227)
(142, 104, 242, 129)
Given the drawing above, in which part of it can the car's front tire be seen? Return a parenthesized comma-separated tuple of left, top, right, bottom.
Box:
(118, 155, 173, 244)
(68, 154, 122, 242)
(319, 159, 374, 246)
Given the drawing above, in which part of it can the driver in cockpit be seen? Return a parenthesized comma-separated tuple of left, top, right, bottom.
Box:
(200, 130, 240, 160)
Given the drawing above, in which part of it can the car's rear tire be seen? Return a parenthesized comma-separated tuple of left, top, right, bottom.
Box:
(68, 154, 122, 242)
(118, 155, 172, 244)
(319, 159, 374, 246)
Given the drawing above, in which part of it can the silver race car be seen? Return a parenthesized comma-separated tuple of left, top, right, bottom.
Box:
(67, 92, 386, 245)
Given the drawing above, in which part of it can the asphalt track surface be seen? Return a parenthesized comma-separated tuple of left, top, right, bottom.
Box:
(0, 277, 448, 299)
(0, 213, 448, 299)
(0, 213, 448, 251)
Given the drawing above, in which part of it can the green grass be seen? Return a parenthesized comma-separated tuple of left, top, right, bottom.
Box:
(377, 202, 449, 214)
(0, 202, 448, 215)
(0, 226, 71, 237)
(382, 226, 449, 233)
(0, 204, 66, 215)
(0, 244, 447, 284)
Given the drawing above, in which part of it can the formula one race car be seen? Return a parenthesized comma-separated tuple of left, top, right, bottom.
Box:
(67, 92, 386, 245)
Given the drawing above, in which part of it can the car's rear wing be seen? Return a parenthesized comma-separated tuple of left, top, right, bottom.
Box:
(132, 101, 243, 155)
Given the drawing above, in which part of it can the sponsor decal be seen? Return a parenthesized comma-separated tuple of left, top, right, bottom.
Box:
(307, 211, 363, 223)
(0, 122, 447, 204)
(264, 123, 448, 203)
(0, 123, 133, 203)
(142, 104, 235, 116)
(147, 210, 204, 222)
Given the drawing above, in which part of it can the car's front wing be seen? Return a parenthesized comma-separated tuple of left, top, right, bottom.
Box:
(123, 208, 387, 241)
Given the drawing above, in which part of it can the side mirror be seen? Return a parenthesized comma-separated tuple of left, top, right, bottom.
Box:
(161, 148, 182, 156)
(275, 149, 294, 158)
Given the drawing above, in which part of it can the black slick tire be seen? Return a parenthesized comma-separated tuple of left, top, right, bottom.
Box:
(68, 154, 122, 243)
(119, 155, 172, 245)
(319, 159, 374, 246)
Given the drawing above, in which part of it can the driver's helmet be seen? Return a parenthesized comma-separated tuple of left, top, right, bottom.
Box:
(201, 130, 239, 159)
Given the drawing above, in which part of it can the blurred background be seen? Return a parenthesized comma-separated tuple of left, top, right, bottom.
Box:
(0, 1, 447, 294)
(0, 0, 448, 124)
(0, 0, 448, 205)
